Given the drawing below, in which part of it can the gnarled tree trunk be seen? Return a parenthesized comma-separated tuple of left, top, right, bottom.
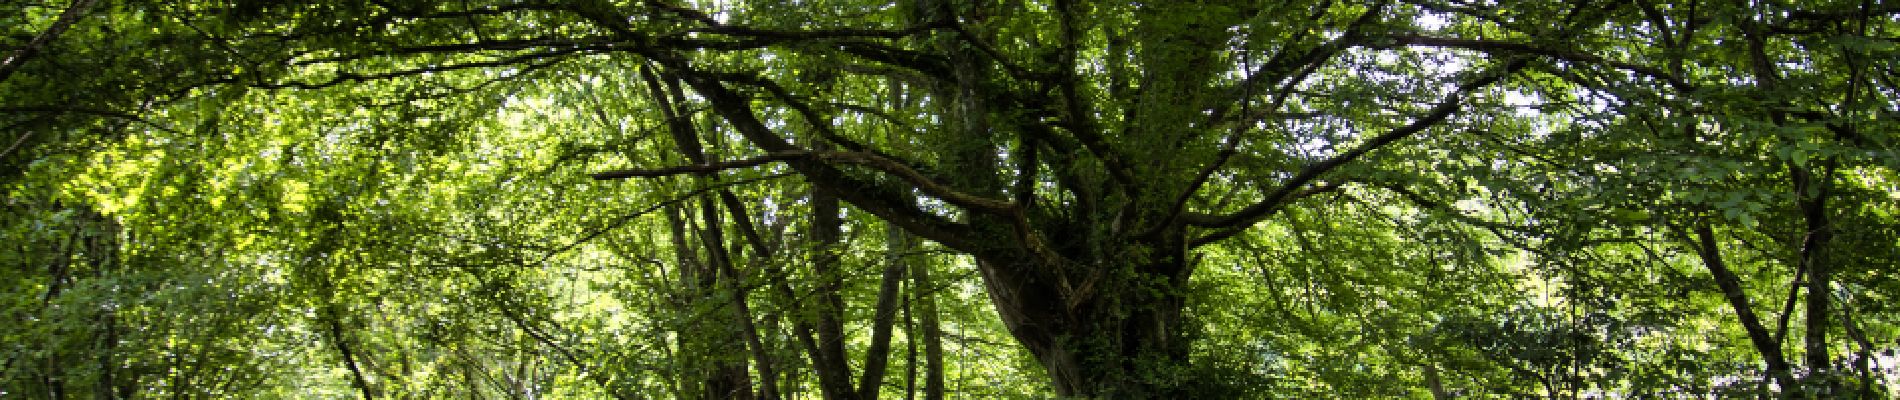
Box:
(975, 233, 1195, 398)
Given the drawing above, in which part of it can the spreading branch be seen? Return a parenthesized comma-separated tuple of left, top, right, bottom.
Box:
(1373, 182, 1543, 237)
(1187, 60, 1527, 246)
(0, 0, 98, 84)
(1385, 35, 1691, 90)
(541, 173, 790, 265)
(650, 60, 987, 252)
(246, 49, 595, 90)
(590, 152, 804, 180)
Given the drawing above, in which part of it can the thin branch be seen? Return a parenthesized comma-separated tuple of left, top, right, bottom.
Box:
(0, 126, 32, 162)
(0, 106, 182, 161)
(0, 106, 177, 134)
(1146, 40, 1332, 238)
(1188, 60, 1526, 244)
(590, 152, 801, 180)
(540, 173, 790, 265)
(290, 37, 617, 65)
(1374, 182, 1543, 236)
(943, 17, 1037, 81)
(244, 49, 597, 90)
(1204, 0, 1378, 128)
(1187, 182, 1344, 247)
(1385, 35, 1691, 91)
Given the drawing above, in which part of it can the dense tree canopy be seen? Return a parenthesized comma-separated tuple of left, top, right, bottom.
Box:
(4, 0, 1898, 398)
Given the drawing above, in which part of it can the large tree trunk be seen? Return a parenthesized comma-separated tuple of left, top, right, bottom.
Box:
(974, 235, 1194, 398)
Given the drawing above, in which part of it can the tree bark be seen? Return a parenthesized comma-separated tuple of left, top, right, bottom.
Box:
(907, 231, 946, 400)
(975, 233, 1194, 398)
(0, 0, 97, 84)
(645, 64, 762, 399)
(1741, 11, 1843, 389)
(716, 188, 837, 400)
(1683, 224, 1796, 389)
(697, 199, 761, 400)
(325, 307, 377, 400)
(1793, 163, 1835, 379)
(856, 226, 907, 399)
(809, 184, 860, 400)
(663, 204, 751, 400)
(669, 59, 1207, 398)
(1425, 363, 1452, 400)
(1839, 299, 1877, 398)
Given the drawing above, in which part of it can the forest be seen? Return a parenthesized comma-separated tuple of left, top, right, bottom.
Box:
(2, 0, 1897, 398)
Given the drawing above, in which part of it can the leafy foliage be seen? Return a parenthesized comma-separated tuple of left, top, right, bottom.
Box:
(2, 0, 1896, 398)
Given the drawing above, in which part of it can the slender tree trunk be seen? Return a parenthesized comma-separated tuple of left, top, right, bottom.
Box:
(723, 250, 780, 400)
(38, 225, 77, 399)
(646, 65, 759, 399)
(907, 234, 946, 400)
(1793, 163, 1835, 382)
(664, 205, 750, 399)
(1424, 363, 1452, 400)
(1684, 224, 1796, 389)
(661, 205, 697, 399)
(85, 217, 123, 400)
(97, 310, 120, 400)
(903, 292, 918, 400)
(809, 184, 859, 400)
(856, 225, 908, 399)
(326, 307, 376, 400)
(1743, 12, 1840, 390)
(696, 200, 759, 400)
(1839, 299, 1876, 398)
(718, 189, 833, 400)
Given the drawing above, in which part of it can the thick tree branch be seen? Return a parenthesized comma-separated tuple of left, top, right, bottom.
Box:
(708, 71, 884, 155)
(229, 2, 577, 41)
(1678, 223, 1797, 389)
(815, 150, 1017, 214)
(835, 42, 956, 80)
(289, 37, 618, 65)
(683, 21, 946, 41)
(1187, 60, 1526, 245)
(0, 0, 98, 84)
(647, 0, 948, 41)
(1060, 119, 1138, 193)
(655, 59, 986, 252)
(1207, 2, 1384, 129)
(1185, 182, 1343, 247)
